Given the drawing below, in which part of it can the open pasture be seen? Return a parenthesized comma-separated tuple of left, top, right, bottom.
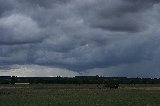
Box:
(0, 84, 160, 106)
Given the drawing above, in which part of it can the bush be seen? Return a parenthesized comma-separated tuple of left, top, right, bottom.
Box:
(104, 80, 119, 89)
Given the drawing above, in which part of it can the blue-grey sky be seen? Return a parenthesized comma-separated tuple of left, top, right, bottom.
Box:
(0, 0, 160, 78)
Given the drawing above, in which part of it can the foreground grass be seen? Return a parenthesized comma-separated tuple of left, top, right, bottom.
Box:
(0, 84, 160, 106)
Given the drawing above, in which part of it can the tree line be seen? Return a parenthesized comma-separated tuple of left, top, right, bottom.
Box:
(0, 76, 160, 89)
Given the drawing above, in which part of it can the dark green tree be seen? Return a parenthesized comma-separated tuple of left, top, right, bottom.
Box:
(104, 80, 119, 89)
(11, 76, 16, 85)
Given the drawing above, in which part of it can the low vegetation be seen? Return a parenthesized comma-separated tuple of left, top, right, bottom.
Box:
(0, 84, 160, 106)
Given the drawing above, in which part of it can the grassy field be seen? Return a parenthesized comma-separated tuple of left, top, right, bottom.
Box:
(0, 84, 160, 106)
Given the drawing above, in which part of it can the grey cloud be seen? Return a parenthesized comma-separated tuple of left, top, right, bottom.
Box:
(18, 0, 71, 8)
(75, 0, 159, 32)
(0, 14, 45, 45)
(0, 0, 15, 16)
(0, 0, 160, 77)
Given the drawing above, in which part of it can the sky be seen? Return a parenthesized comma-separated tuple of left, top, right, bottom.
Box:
(0, 0, 160, 78)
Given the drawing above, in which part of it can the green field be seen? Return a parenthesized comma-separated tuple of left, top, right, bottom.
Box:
(0, 84, 160, 106)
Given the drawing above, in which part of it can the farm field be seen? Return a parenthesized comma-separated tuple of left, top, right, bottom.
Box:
(0, 84, 160, 106)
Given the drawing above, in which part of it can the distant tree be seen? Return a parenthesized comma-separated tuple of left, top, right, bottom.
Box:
(29, 79, 33, 85)
(11, 76, 16, 85)
(104, 80, 119, 89)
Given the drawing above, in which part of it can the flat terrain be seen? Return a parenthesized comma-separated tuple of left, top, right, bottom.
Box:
(0, 84, 160, 106)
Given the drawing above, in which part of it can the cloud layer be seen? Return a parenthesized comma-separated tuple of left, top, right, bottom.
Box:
(0, 65, 80, 77)
(0, 0, 160, 77)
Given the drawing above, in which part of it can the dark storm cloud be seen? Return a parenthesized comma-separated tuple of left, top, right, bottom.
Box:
(75, 0, 159, 32)
(0, 13, 46, 45)
(0, 0, 160, 77)
(0, 1, 14, 15)
(18, 0, 71, 7)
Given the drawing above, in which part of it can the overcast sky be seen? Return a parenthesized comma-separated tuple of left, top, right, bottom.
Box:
(0, 0, 160, 78)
